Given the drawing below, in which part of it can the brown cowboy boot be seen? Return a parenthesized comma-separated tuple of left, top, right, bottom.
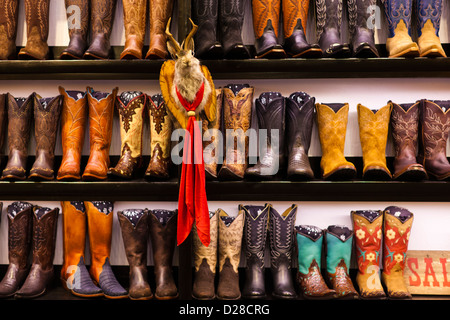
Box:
(60, 0, 90, 59)
(57, 87, 88, 181)
(29, 95, 63, 181)
(18, 0, 50, 60)
(203, 88, 223, 180)
(146, 0, 174, 59)
(0, 94, 7, 162)
(108, 91, 146, 179)
(0, 0, 19, 59)
(121, 0, 147, 59)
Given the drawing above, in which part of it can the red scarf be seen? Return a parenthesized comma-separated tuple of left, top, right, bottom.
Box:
(175, 82, 210, 247)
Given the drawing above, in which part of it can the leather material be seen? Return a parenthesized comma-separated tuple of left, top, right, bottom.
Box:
(15, 207, 59, 299)
(121, 0, 147, 60)
(18, 0, 50, 60)
(417, 0, 446, 57)
(315, 103, 356, 180)
(84, 0, 116, 60)
(203, 88, 223, 179)
(60, 0, 90, 59)
(218, 85, 253, 180)
(1, 93, 35, 181)
(390, 102, 427, 181)
(192, 0, 223, 59)
(351, 210, 386, 299)
(146, 0, 173, 59)
(145, 94, 172, 179)
(117, 209, 153, 300)
(29, 95, 63, 181)
(381, 206, 413, 299)
(219, 0, 250, 59)
(0, 94, 7, 159)
(347, 0, 379, 57)
(357, 104, 392, 180)
(241, 204, 270, 299)
(108, 91, 146, 179)
(0, 0, 18, 60)
(57, 87, 87, 181)
(82, 87, 117, 181)
(148, 209, 178, 300)
(286, 92, 315, 180)
(269, 205, 297, 299)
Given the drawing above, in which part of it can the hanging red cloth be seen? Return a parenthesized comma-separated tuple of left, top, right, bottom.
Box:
(175, 82, 210, 247)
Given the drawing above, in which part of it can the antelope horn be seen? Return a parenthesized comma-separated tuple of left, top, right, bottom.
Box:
(183, 18, 198, 50)
(165, 17, 181, 53)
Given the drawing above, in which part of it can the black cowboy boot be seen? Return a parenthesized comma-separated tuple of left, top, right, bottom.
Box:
(219, 0, 250, 59)
(192, 0, 223, 59)
(347, 0, 379, 57)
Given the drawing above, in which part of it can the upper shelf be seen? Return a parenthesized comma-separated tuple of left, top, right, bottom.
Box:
(1, 57, 450, 80)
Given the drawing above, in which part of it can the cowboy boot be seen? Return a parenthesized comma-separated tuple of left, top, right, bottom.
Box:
(381, 206, 414, 299)
(315, 103, 357, 180)
(1, 93, 35, 181)
(315, 0, 350, 58)
(245, 92, 285, 179)
(216, 208, 244, 300)
(390, 101, 427, 181)
(351, 210, 386, 299)
(192, 210, 218, 300)
(192, 0, 222, 59)
(417, 0, 445, 57)
(282, 0, 322, 58)
(15, 206, 59, 299)
(241, 203, 270, 299)
(295, 225, 336, 299)
(252, 0, 286, 58)
(382, 0, 419, 58)
(0, 202, 33, 298)
(357, 103, 392, 181)
(29, 95, 63, 181)
(219, 0, 250, 59)
(347, 0, 379, 57)
(60, 201, 102, 298)
(269, 205, 297, 299)
(203, 88, 223, 180)
(286, 92, 315, 180)
(324, 225, 359, 300)
(120, 0, 147, 59)
(0, 94, 7, 161)
(82, 87, 118, 181)
(149, 209, 178, 300)
(108, 91, 146, 179)
(218, 84, 253, 180)
(117, 209, 153, 300)
(18, 0, 50, 60)
(0, 0, 19, 60)
(60, 0, 90, 59)
(85, 201, 128, 299)
(146, 0, 174, 59)
(145, 94, 173, 180)
(57, 87, 88, 181)
(84, 0, 117, 59)
(418, 100, 450, 180)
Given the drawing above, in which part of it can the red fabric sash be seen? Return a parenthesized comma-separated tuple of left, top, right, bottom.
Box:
(175, 82, 210, 247)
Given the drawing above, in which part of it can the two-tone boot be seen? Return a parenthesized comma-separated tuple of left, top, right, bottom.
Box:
(347, 0, 379, 57)
(269, 205, 297, 299)
(285, 92, 315, 180)
(381, 206, 414, 299)
(57, 88, 88, 180)
(120, 0, 147, 59)
(82, 87, 118, 181)
(0, 0, 19, 59)
(117, 209, 153, 300)
(149, 209, 178, 300)
(417, 0, 446, 57)
(219, 0, 250, 59)
(60, 0, 90, 59)
(357, 103, 392, 180)
(216, 208, 244, 300)
(203, 88, 223, 180)
(1, 93, 35, 181)
(15, 206, 59, 299)
(390, 101, 427, 181)
(192, 0, 222, 59)
(315, 103, 357, 180)
(324, 225, 359, 299)
(241, 203, 270, 299)
(382, 0, 419, 58)
(29, 95, 63, 181)
(145, 94, 173, 180)
(295, 225, 336, 299)
(146, 0, 174, 59)
(351, 210, 386, 299)
(218, 84, 253, 180)
(108, 91, 146, 179)
(0, 202, 33, 298)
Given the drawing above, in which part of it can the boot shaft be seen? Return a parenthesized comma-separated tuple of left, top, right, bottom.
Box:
(282, 0, 309, 38)
(64, 0, 89, 39)
(383, 0, 413, 37)
(6, 92, 34, 154)
(218, 208, 244, 273)
(24, 0, 49, 41)
(420, 99, 450, 160)
(147, 0, 173, 59)
(417, 0, 442, 37)
(295, 225, 323, 274)
(7, 201, 34, 267)
(192, 210, 218, 273)
(148, 209, 177, 267)
(90, 0, 116, 38)
(117, 209, 149, 267)
(252, 0, 281, 39)
(30, 206, 59, 269)
(33, 95, 63, 155)
(315, 0, 343, 38)
(269, 205, 297, 269)
(0, 0, 19, 59)
(391, 102, 420, 161)
(87, 87, 117, 148)
(347, 0, 376, 36)
(122, 0, 147, 40)
(242, 203, 270, 266)
(325, 225, 353, 275)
